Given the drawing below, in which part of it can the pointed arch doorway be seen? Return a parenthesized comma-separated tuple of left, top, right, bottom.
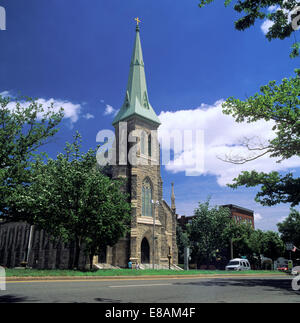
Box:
(141, 238, 150, 264)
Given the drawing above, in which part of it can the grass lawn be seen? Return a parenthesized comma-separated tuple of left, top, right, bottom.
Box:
(5, 268, 285, 277)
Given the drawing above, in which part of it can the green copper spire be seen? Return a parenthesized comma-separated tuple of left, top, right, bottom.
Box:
(113, 21, 161, 126)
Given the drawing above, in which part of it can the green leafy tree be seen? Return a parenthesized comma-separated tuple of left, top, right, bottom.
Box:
(248, 229, 265, 268)
(225, 221, 284, 266)
(198, 1, 300, 207)
(176, 224, 190, 264)
(229, 171, 300, 207)
(190, 201, 232, 266)
(9, 133, 131, 269)
(277, 208, 300, 248)
(223, 71, 300, 162)
(260, 230, 285, 261)
(225, 71, 300, 206)
(225, 221, 254, 259)
(199, 0, 300, 57)
(248, 229, 284, 268)
(0, 95, 63, 220)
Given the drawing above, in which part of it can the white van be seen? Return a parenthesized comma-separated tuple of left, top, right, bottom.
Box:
(225, 258, 251, 271)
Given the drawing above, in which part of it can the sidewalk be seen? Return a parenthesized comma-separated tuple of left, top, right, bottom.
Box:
(6, 272, 287, 282)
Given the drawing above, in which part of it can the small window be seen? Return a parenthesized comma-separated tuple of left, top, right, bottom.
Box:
(148, 135, 151, 157)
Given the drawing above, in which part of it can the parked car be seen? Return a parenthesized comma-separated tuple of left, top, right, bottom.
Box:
(277, 266, 288, 272)
(225, 258, 251, 271)
(276, 257, 289, 268)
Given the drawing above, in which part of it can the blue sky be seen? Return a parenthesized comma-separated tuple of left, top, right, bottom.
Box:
(1, 0, 299, 231)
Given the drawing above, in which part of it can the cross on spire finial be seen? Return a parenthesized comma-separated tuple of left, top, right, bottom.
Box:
(135, 17, 141, 26)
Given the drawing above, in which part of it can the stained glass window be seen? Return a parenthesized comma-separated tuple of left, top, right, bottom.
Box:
(142, 179, 152, 217)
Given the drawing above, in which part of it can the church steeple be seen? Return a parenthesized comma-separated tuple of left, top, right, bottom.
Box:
(113, 20, 161, 126)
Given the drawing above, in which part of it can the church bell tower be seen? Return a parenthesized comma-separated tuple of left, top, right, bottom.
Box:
(106, 19, 177, 268)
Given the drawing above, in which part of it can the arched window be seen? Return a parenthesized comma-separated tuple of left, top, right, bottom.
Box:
(142, 178, 152, 217)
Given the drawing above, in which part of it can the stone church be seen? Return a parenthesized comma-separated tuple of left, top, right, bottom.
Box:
(0, 23, 178, 269)
(106, 22, 178, 268)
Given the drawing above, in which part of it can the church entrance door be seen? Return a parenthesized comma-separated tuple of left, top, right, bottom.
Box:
(98, 247, 107, 263)
(141, 238, 150, 264)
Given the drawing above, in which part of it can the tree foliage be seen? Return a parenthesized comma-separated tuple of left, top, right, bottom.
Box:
(185, 201, 286, 267)
(8, 133, 131, 269)
(199, 0, 300, 57)
(260, 230, 285, 260)
(225, 221, 254, 258)
(0, 95, 63, 219)
(190, 201, 232, 265)
(199, 2, 300, 207)
(223, 71, 300, 162)
(229, 171, 300, 207)
(176, 224, 190, 264)
(224, 71, 300, 206)
(226, 222, 284, 264)
(277, 208, 300, 247)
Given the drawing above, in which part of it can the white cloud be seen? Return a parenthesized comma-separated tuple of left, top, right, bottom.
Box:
(261, 19, 274, 35)
(158, 100, 300, 186)
(254, 213, 263, 222)
(6, 97, 82, 124)
(104, 104, 118, 116)
(268, 5, 279, 13)
(83, 113, 95, 120)
(260, 5, 277, 35)
(0, 90, 10, 97)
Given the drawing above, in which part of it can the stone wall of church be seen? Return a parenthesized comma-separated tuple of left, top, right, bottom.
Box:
(107, 237, 130, 268)
(105, 114, 179, 267)
(0, 222, 88, 269)
(128, 162, 178, 266)
(111, 116, 178, 266)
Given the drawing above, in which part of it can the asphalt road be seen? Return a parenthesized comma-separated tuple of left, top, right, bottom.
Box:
(1, 276, 300, 303)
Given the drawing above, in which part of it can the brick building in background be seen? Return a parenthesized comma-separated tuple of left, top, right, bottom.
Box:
(221, 204, 255, 228)
(178, 204, 255, 229)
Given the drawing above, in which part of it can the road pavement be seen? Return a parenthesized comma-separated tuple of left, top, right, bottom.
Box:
(1, 275, 300, 303)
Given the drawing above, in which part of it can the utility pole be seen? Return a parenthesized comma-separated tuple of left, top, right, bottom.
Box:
(168, 246, 172, 270)
(184, 247, 190, 271)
